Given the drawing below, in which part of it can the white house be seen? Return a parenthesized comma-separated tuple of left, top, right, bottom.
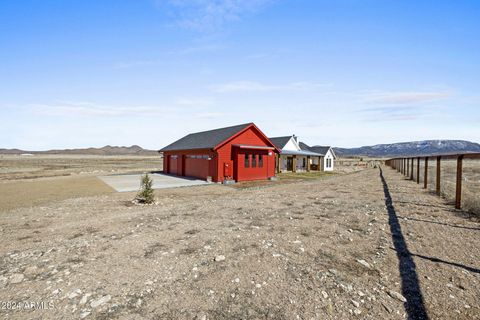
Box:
(269, 135, 324, 173)
(302, 145, 337, 171)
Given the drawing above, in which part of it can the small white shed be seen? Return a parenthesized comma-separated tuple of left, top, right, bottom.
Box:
(305, 146, 337, 171)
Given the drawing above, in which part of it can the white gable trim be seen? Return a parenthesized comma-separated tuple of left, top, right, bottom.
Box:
(282, 136, 301, 151)
(329, 147, 337, 159)
(323, 149, 335, 171)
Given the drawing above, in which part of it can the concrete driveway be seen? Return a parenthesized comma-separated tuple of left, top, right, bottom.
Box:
(98, 173, 210, 192)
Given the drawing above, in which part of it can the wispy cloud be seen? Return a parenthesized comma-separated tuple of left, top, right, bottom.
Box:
(361, 91, 452, 105)
(174, 97, 214, 107)
(193, 112, 225, 119)
(24, 99, 223, 119)
(210, 81, 331, 93)
(30, 101, 167, 117)
(356, 104, 444, 122)
(160, 0, 274, 32)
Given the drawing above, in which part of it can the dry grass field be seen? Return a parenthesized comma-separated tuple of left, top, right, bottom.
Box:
(0, 155, 163, 181)
(0, 155, 163, 212)
(0, 155, 479, 319)
(408, 159, 480, 216)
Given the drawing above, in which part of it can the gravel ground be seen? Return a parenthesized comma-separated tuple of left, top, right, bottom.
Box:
(0, 167, 478, 319)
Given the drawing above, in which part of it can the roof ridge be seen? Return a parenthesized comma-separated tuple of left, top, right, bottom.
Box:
(160, 122, 255, 152)
(190, 122, 253, 135)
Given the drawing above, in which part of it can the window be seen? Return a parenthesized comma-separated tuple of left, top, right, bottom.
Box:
(186, 155, 208, 159)
(252, 154, 257, 167)
(303, 158, 306, 167)
(326, 158, 332, 168)
(245, 154, 250, 167)
(258, 154, 263, 167)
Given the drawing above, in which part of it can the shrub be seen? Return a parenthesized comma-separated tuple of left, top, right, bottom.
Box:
(135, 174, 155, 204)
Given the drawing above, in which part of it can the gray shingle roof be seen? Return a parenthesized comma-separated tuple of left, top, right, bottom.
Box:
(160, 123, 253, 152)
(309, 146, 333, 156)
(280, 149, 323, 156)
(298, 142, 311, 151)
(268, 136, 292, 149)
(270, 138, 323, 156)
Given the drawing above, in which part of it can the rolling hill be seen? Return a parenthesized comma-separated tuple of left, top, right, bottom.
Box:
(334, 140, 480, 157)
(0, 145, 159, 156)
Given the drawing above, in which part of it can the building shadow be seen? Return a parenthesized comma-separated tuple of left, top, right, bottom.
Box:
(396, 216, 480, 231)
(379, 168, 429, 320)
(411, 253, 480, 274)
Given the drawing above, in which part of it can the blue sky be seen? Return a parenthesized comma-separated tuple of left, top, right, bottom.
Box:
(1, 0, 479, 150)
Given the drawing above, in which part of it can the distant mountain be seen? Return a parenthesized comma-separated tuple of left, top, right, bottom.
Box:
(335, 140, 480, 157)
(0, 145, 159, 156)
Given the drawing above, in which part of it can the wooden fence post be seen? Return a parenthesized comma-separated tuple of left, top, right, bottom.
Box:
(410, 158, 414, 180)
(436, 156, 441, 196)
(416, 157, 420, 184)
(424, 157, 428, 189)
(455, 155, 463, 209)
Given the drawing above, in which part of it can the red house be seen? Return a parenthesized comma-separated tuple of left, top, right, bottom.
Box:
(160, 123, 280, 183)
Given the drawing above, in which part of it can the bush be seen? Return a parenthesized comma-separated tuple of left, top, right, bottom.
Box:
(135, 174, 155, 204)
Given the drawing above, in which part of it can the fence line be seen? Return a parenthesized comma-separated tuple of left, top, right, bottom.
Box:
(385, 153, 480, 211)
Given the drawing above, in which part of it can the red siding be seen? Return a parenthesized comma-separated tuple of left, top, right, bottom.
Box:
(215, 126, 276, 182)
(235, 149, 271, 181)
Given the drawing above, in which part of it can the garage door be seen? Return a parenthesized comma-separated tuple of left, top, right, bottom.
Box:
(169, 155, 179, 175)
(185, 156, 209, 180)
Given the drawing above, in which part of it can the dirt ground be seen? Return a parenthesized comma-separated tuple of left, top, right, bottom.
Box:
(0, 176, 115, 212)
(0, 155, 162, 211)
(0, 167, 478, 319)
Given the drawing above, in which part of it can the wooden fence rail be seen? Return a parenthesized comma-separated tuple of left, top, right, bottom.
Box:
(385, 153, 480, 210)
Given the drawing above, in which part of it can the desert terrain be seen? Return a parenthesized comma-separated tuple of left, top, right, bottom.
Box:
(0, 155, 479, 319)
(0, 155, 163, 212)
